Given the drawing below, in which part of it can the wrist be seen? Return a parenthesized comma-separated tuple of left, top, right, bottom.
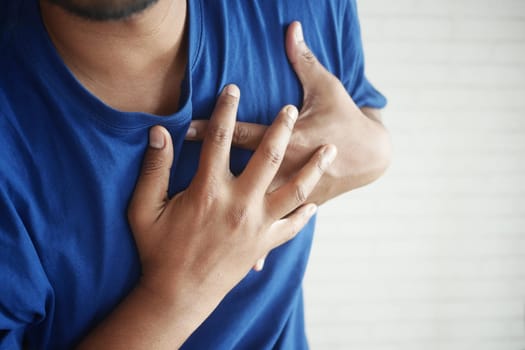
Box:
(138, 269, 227, 321)
(135, 276, 218, 340)
(320, 115, 391, 197)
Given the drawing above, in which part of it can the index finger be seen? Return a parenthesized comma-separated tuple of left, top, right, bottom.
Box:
(186, 120, 267, 151)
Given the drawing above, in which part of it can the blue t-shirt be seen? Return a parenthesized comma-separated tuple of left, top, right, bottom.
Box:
(0, 0, 386, 348)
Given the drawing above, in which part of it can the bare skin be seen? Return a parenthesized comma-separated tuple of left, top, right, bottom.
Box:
(42, 2, 336, 347)
(39, 0, 390, 347)
(187, 22, 392, 207)
(78, 85, 335, 349)
(186, 22, 391, 271)
(40, 0, 188, 115)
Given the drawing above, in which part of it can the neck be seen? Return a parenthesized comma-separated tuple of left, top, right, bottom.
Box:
(40, 0, 188, 115)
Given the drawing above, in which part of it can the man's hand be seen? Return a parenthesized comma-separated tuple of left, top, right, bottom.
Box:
(79, 85, 336, 349)
(186, 22, 391, 205)
(130, 84, 336, 299)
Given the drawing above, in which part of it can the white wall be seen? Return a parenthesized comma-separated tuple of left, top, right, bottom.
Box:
(304, 1, 525, 349)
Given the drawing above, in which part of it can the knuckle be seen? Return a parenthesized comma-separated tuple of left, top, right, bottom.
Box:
(316, 151, 331, 174)
(141, 155, 165, 177)
(233, 124, 251, 145)
(301, 48, 316, 64)
(192, 189, 217, 218)
(202, 176, 220, 202)
(316, 157, 327, 174)
(204, 189, 217, 207)
(281, 113, 295, 132)
(192, 174, 220, 209)
(315, 149, 332, 174)
(208, 124, 230, 146)
(263, 146, 282, 166)
(293, 182, 307, 204)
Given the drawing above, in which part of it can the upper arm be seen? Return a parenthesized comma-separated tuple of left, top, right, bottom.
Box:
(339, 0, 387, 110)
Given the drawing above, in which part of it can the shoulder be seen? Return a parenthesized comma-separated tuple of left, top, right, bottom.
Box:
(199, 0, 354, 23)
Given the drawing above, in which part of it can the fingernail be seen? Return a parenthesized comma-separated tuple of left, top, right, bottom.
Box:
(225, 84, 240, 98)
(287, 105, 298, 121)
(321, 145, 337, 167)
(295, 22, 304, 44)
(149, 127, 165, 149)
(306, 204, 317, 216)
(255, 258, 265, 271)
(186, 127, 197, 138)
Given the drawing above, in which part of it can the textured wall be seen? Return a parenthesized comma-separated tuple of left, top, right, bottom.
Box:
(304, 1, 525, 349)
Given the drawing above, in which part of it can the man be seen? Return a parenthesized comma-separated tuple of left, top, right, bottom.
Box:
(0, 0, 390, 348)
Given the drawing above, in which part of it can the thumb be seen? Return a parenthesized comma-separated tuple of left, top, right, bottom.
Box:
(286, 21, 328, 92)
(128, 125, 174, 229)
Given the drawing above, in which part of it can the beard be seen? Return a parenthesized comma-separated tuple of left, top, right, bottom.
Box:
(44, 0, 160, 21)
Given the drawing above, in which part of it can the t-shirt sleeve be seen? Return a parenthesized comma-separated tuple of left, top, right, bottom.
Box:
(0, 189, 51, 349)
(339, 0, 387, 109)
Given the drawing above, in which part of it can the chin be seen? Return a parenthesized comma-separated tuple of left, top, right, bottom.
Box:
(45, 0, 160, 21)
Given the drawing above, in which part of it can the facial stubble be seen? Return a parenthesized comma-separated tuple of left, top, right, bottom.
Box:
(44, 0, 160, 21)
